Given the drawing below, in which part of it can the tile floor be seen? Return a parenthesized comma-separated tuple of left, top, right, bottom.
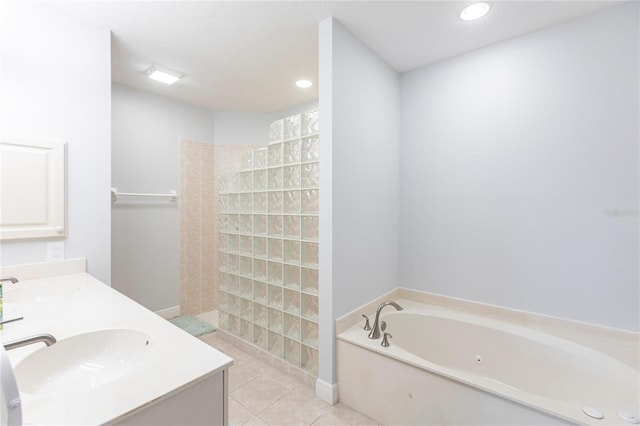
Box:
(199, 332, 379, 426)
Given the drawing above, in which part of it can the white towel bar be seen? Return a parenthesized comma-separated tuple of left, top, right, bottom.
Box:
(111, 188, 177, 203)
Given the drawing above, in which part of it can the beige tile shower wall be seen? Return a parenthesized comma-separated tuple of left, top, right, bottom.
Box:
(181, 141, 258, 316)
(180, 140, 216, 315)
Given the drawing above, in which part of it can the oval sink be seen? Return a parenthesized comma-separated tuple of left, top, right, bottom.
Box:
(14, 329, 153, 395)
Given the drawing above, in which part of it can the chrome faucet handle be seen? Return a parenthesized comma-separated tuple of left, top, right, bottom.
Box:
(0, 276, 19, 284)
(381, 332, 392, 347)
(0, 317, 24, 326)
(362, 314, 371, 331)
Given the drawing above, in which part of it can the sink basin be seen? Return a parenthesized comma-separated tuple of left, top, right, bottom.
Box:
(14, 329, 153, 395)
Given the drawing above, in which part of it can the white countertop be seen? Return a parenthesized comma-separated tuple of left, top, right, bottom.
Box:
(0, 271, 233, 425)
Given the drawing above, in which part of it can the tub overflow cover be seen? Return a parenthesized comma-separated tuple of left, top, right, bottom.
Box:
(582, 407, 604, 420)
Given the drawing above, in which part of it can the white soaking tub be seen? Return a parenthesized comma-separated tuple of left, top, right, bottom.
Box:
(337, 299, 639, 426)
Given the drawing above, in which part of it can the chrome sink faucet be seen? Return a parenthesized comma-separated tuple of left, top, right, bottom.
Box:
(3, 334, 57, 351)
(0, 276, 19, 284)
(368, 301, 403, 339)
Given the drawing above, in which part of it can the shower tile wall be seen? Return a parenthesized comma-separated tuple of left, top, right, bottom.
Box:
(218, 109, 320, 376)
(180, 141, 258, 315)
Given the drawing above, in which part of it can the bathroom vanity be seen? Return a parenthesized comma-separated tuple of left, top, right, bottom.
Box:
(0, 259, 232, 425)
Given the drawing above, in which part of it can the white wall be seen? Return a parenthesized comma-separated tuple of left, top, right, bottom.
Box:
(400, 2, 639, 331)
(319, 18, 400, 387)
(111, 83, 216, 311)
(0, 2, 111, 283)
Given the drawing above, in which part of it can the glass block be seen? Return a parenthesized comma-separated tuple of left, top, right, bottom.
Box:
(301, 189, 318, 214)
(240, 214, 253, 234)
(253, 304, 267, 327)
(253, 236, 267, 258)
(229, 314, 239, 336)
(219, 214, 229, 233)
(267, 284, 283, 309)
(283, 139, 301, 164)
(301, 319, 318, 348)
(240, 171, 253, 192)
(240, 298, 252, 320)
(284, 114, 301, 140)
(241, 319, 252, 342)
(283, 165, 301, 189)
(219, 252, 228, 271)
(228, 254, 239, 274)
(219, 175, 229, 194)
(240, 256, 253, 277)
(228, 234, 239, 253)
(253, 214, 267, 235)
(269, 119, 283, 142)
(267, 261, 282, 285)
(229, 173, 240, 193)
(268, 215, 283, 236)
(253, 281, 267, 304)
(283, 190, 301, 213)
(301, 345, 319, 375)
(283, 264, 300, 290)
(253, 259, 267, 282)
(268, 331, 283, 357)
(268, 143, 283, 166)
(240, 150, 252, 170)
(219, 232, 228, 251)
(301, 267, 318, 295)
(240, 277, 253, 299)
(228, 294, 239, 316)
(228, 274, 239, 295)
(268, 308, 283, 333)
(239, 235, 252, 256)
(254, 147, 267, 169)
(240, 193, 252, 213)
(218, 272, 229, 292)
(268, 191, 283, 213)
(229, 194, 240, 212)
(302, 136, 319, 162)
(254, 192, 267, 213)
(302, 109, 319, 136)
(268, 167, 283, 190)
(218, 194, 229, 212)
(301, 293, 319, 321)
(253, 324, 267, 350)
(283, 215, 300, 239)
(253, 169, 267, 191)
(229, 214, 240, 234)
(284, 337, 301, 367)
(219, 290, 229, 310)
(284, 313, 301, 340)
(301, 242, 318, 267)
(301, 216, 319, 241)
(268, 238, 283, 261)
(219, 311, 229, 330)
(283, 240, 301, 264)
(301, 163, 319, 188)
(283, 288, 300, 315)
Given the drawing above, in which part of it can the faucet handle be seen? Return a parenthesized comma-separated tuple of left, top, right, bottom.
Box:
(381, 332, 392, 347)
(361, 314, 371, 331)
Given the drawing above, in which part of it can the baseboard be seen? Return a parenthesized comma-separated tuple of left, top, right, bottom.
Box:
(155, 305, 180, 319)
(315, 378, 338, 405)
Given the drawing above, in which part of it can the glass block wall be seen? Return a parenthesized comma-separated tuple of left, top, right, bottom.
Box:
(218, 109, 319, 376)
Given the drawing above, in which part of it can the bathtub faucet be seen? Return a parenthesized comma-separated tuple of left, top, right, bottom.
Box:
(368, 301, 403, 339)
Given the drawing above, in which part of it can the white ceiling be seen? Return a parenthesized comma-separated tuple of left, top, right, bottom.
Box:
(47, 1, 621, 112)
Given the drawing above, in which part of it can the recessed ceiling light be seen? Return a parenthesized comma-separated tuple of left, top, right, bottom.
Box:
(296, 80, 313, 88)
(460, 2, 490, 21)
(145, 65, 182, 85)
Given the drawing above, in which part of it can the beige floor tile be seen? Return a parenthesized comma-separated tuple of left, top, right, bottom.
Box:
(231, 376, 291, 414)
(311, 413, 350, 426)
(325, 403, 378, 426)
(242, 415, 269, 426)
(229, 397, 255, 426)
(258, 393, 324, 426)
(229, 362, 263, 392)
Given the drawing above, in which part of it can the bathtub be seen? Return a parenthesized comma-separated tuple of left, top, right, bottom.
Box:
(336, 299, 639, 425)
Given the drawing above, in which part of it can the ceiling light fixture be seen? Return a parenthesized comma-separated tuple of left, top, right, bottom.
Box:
(145, 65, 183, 85)
(460, 2, 490, 21)
(296, 80, 313, 88)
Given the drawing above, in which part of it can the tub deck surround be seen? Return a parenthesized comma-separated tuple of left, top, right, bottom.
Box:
(337, 298, 639, 426)
(0, 270, 233, 425)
